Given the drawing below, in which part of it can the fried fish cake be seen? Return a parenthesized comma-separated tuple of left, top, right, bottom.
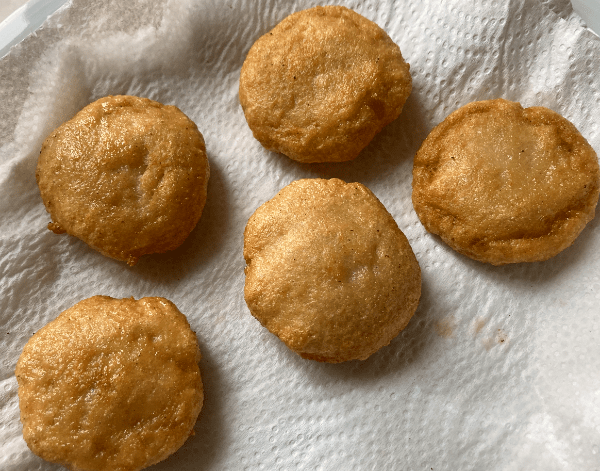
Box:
(412, 99, 600, 265)
(243, 178, 421, 363)
(15, 296, 203, 471)
(239, 6, 412, 163)
(36, 95, 210, 266)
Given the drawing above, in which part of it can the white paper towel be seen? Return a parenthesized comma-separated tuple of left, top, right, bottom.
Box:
(1, 0, 599, 470)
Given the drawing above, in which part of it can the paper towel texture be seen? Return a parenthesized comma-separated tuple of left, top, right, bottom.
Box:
(0, 0, 599, 470)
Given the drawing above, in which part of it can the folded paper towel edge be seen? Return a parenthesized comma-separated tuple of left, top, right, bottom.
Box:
(571, 0, 600, 37)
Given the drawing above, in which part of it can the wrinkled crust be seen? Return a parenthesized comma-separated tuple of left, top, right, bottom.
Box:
(36, 95, 210, 265)
(412, 98, 600, 265)
(15, 296, 203, 471)
(239, 6, 412, 163)
(244, 178, 421, 363)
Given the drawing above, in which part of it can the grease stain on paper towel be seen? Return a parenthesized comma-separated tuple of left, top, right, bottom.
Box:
(438, 316, 508, 350)
(482, 329, 508, 350)
(495, 328, 508, 344)
(435, 315, 457, 338)
(473, 317, 487, 335)
(472, 316, 508, 350)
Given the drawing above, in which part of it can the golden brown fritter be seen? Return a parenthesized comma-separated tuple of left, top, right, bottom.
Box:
(239, 6, 412, 163)
(412, 99, 600, 265)
(244, 178, 421, 363)
(37, 95, 210, 265)
(15, 296, 203, 471)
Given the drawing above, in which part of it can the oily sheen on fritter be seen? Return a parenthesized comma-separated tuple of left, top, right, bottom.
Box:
(37, 95, 210, 266)
(15, 296, 203, 471)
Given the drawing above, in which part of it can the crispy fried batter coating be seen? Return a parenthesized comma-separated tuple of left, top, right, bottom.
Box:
(239, 6, 412, 163)
(37, 95, 210, 265)
(244, 179, 421, 363)
(15, 296, 203, 471)
(412, 99, 600, 265)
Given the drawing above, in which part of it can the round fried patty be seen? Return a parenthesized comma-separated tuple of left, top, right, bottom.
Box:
(15, 296, 203, 471)
(37, 95, 210, 265)
(412, 99, 600, 265)
(244, 178, 421, 363)
(239, 6, 412, 163)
